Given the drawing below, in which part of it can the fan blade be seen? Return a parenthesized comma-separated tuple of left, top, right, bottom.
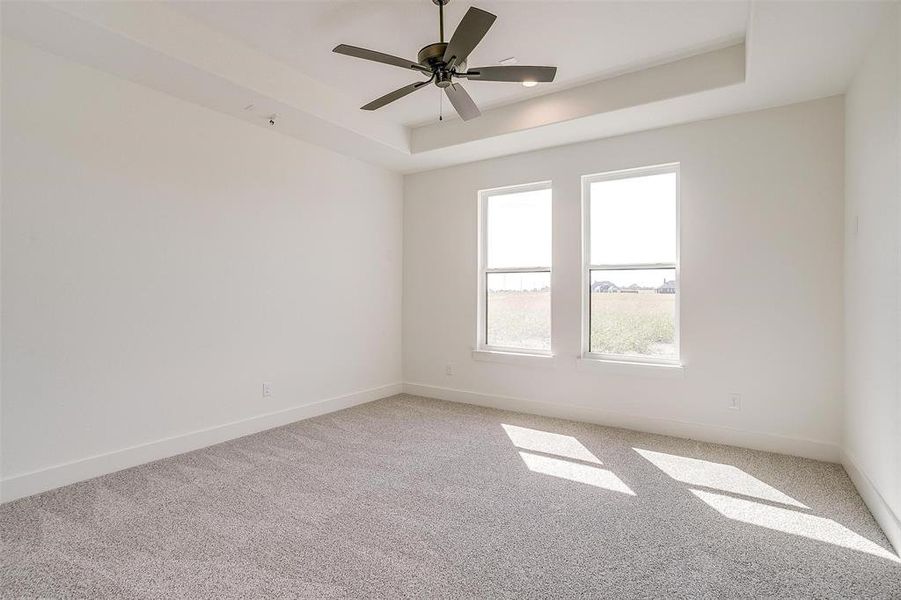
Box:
(462, 65, 557, 83)
(443, 7, 497, 69)
(444, 83, 481, 121)
(333, 44, 429, 73)
(361, 80, 431, 111)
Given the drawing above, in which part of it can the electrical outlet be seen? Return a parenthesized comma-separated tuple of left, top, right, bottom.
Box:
(262, 382, 273, 398)
(445, 363, 455, 376)
(728, 393, 742, 411)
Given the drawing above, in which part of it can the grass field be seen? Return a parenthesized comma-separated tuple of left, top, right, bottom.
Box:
(486, 290, 675, 357)
(487, 290, 551, 350)
(590, 292, 675, 357)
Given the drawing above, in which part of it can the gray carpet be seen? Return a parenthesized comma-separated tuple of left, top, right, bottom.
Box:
(2, 394, 899, 599)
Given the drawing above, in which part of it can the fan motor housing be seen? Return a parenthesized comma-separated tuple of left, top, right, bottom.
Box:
(417, 43, 447, 69)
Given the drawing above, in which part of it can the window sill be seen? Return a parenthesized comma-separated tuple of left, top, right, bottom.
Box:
(576, 357, 684, 378)
(472, 349, 557, 368)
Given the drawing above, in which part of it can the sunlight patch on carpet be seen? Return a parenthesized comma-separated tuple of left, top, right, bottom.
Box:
(518, 451, 635, 495)
(502, 424, 601, 464)
(691, 489, 900, 563)
(634, 448, 807, 508)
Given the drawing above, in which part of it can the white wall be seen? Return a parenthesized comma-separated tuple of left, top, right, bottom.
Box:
(843, 5, 901, 551)
(0, 38, 403, 498)
(404, 96, 845, 461)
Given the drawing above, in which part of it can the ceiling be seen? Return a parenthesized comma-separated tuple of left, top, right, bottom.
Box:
(169, 1, 749, 127)
(2, 1, 894, 173)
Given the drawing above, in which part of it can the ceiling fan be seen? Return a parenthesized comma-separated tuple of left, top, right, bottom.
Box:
(333, 0, 557, 121)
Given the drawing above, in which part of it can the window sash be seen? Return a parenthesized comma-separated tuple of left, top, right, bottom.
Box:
(486, 266, 552, 273)
(586, 263, 674, 271)
(581, 163, 680, 364)
(483, 269, 552, 354)
(585, 266, 680, 364)
(478, 181, 552, 354)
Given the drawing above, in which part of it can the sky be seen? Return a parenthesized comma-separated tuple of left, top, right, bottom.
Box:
(487, 187, 552, 269)
(589, 172, 676, 266)
(485, 172, 676, 291)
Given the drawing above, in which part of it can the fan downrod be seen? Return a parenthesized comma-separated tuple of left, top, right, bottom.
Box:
(419, 0, 463, 79)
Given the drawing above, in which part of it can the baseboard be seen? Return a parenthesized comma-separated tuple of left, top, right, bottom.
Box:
(841, 448, 901, 555)
(0, 382, 403, 503)
(403, 382, 840, 462)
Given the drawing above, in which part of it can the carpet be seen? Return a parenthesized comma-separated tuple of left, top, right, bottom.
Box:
(2, 394, 900, 598)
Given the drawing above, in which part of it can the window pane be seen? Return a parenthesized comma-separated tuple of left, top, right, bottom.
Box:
(590, 172, 676, 265)
(487, 272, 550, 350)
(487, 188, 551, 268)
(590, 269, 676, 358)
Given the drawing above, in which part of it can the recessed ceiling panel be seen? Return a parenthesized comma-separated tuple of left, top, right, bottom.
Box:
(169, 1, 749, 126)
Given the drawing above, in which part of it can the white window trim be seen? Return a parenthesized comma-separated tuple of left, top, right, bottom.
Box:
(472, 349, 558, 367)
(477, 180, 553, 356)
(575, 357, 684, 378)
(580, 163, 681, 367)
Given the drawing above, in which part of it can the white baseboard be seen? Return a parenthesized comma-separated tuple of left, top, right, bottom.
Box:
(841, 449, 901, 555)
(0, 383, 403, 503)
(403, 382, 840, 462)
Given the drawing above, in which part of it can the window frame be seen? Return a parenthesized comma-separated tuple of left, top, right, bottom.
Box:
(477, 180, 553, 356)
(581, 163, 681, 366)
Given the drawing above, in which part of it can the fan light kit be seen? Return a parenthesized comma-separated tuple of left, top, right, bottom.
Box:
(333, 0, 557, 121)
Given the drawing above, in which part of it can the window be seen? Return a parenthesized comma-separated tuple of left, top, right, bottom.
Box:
(478, 182, 552, 353)
(583, 164, 679, 364)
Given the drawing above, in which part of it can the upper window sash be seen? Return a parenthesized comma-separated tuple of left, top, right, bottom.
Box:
(584, 164, 678, 267)
(481, 182, 553, 271)
(485, 266, 551, 273)
(586, 263, 675, 270)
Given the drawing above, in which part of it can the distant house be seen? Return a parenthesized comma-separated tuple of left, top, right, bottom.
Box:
(591, 280, 620, 293)
(657, 279, 677, 294)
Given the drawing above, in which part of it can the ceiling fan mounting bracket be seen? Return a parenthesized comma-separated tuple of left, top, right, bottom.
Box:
(431, 0, 450, 6)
